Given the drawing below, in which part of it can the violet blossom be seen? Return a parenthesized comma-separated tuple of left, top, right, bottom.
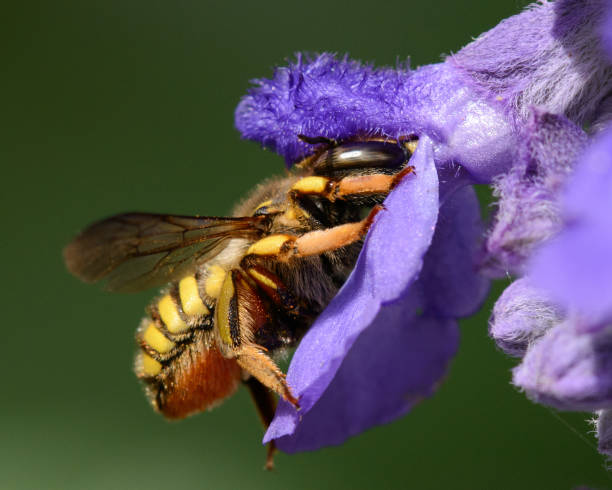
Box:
(235, 59, 511, 450)
(234, 0, 612, 455)
(463, 0, 612, 460)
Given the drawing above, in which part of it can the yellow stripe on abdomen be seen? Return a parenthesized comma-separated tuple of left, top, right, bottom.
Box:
(143, 322, 175, 354)
(158, 294, 188, 333)
(138, 352, 162, 377)
(179, 275, 209, 316)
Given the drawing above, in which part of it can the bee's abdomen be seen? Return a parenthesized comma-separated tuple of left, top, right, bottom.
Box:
(134, 269, 243, 419)
(135, 273, 213, 379)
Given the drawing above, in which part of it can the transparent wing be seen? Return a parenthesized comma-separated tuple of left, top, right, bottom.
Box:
(64, 213, 266, 292)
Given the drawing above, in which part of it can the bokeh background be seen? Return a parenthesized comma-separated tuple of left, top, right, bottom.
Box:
(2, 1, 610, 489)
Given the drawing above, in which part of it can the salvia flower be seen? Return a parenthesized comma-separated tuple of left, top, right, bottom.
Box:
(471, 0, 612, 460)
(235, 0, 612, 455)
(489, 276, 565, 358)
(236, 55, 511, 450)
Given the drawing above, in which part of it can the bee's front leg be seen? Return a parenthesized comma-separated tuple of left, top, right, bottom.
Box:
(289, 165, 415, 203)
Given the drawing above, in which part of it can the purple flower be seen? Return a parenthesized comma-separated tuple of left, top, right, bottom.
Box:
(489, 277, 564, 358)
(471, 0, 612, 461)
(234, 0, 612, 455)
(236, 55, 508, 450)
(514, 318, 612, 411)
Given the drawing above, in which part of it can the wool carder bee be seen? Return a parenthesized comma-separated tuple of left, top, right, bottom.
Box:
(64, 135, 418, 468)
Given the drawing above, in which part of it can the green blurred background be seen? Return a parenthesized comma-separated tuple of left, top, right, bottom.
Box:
(2, 1, 609, 489)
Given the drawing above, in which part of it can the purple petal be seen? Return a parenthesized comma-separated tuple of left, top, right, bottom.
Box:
(531, 223, 612, 330)
(564, 127, 612, 221)
(236, 55, 513, 183)
(420, 184, 489, 318)
(489, 278, 564, 358)
(451, 0, 612, 126)
(264, 137, 439, 444)
(514, 322, 612, 411)
(530, 127, 612, 325)
(482, 111, 587, 276)
(274, 298, 458, 453)
(359, 137, 439, 302)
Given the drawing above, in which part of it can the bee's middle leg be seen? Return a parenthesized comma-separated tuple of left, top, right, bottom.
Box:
(245, 204, 383, 261)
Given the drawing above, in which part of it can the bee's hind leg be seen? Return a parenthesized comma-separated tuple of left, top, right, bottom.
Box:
(244, 377, 278, 470)
(216, 268, 297, 469)
(216, 270, 299, 410)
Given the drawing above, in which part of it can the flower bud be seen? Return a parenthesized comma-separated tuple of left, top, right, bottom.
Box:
(490, 278, 564, 357)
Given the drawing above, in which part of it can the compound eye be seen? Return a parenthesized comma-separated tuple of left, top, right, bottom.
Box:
(253, 200, 273, 216)
(254, 206, 270, 216)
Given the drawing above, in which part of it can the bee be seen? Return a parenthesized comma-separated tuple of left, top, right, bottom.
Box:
(64, 135, 418, 468)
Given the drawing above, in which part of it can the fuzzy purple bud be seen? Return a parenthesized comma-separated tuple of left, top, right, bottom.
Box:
(514, 322, 612, 411)
(490, 278, 564, 358)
